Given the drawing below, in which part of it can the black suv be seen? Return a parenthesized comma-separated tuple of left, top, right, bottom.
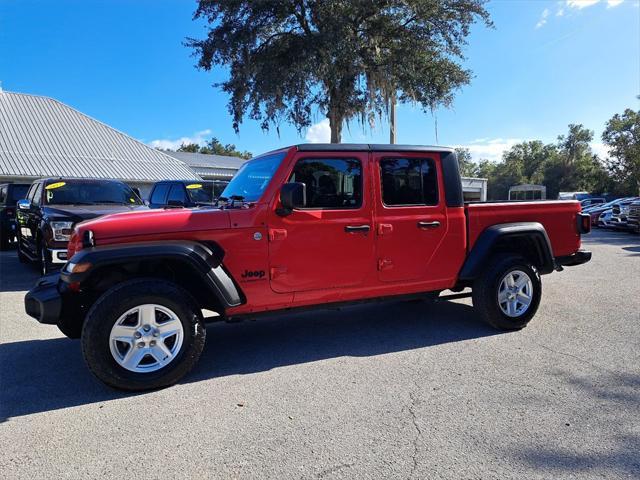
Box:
(16, 178, 148, 274)
(0, 183, 30, 250)
(148, 180, 229, 208)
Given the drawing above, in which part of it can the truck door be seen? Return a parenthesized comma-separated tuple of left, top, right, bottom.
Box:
(373, 153, 448, 283)
(268, 152, 375, 293)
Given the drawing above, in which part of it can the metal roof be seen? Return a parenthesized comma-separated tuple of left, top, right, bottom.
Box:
(164, 151, 247, 170)
(0, 91, 199, 182)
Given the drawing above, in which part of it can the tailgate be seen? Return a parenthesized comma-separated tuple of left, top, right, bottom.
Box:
(465, 201, 582, 257)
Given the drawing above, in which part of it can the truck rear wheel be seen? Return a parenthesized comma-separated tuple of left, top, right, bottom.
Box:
(472, 255, 541, 330)
(81, 279, 206, 391)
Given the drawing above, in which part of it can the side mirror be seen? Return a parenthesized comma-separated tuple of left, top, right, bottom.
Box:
(277, 182, 306, 216)
(166, 200, 185, 208)
(17, 199, 31, 210)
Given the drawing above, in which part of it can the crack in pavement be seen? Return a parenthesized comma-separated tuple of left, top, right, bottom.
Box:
(406, 390, 422, 480)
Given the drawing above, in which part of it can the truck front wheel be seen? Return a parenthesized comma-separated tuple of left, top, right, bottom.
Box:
(472, 255, 541, 330)
(81, 279, 206, 391)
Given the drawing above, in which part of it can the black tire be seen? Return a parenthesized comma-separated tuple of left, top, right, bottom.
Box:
(16, 237, 29, 263)
(472, 255, 541, 330)
(38, 243, 52, 276)
(81, 278, 206, 391)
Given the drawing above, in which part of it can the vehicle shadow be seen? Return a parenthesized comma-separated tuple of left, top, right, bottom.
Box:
(0, 249, 41, 292)
(0, 300, 497, 420)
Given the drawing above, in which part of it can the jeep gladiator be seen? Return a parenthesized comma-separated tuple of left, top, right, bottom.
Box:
(25, 144, 592, 390)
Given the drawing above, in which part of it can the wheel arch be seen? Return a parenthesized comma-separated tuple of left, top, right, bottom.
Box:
(62, 240, 244, 314)
(458, 222, 554, 281)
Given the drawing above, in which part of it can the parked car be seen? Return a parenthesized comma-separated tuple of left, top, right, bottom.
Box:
(610, 197, 639, 230)
(0, 183, 30, 250)
(580, 197, 605, 208)
(596, 198, 639, 229)
(148, 180, 229, 208)
(627, 200, 640, 234)
(16, 178, 148, 274)
(585, 198, 631, 226)
(25, 144, 592, 390)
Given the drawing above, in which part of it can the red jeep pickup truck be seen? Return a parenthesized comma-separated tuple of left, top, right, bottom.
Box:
(25, 144, 591, 390)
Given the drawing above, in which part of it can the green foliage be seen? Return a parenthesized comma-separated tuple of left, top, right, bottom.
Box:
(455, 148, 476, 177)
(467, 124, 619, 200)
(177, 138, 252, 159)
(188, 0, 492, 142)
(602, 108, 640, 195)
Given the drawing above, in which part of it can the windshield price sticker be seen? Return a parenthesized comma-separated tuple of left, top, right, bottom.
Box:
(45, 182, 66, 190)
(186, 184, 203, 189)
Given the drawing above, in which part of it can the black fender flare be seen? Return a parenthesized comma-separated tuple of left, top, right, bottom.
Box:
(60, 240, 243, 308)
(458, 222, 555, 281)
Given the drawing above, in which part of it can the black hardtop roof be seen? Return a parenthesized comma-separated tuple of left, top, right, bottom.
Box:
(295, 143, 455, 153)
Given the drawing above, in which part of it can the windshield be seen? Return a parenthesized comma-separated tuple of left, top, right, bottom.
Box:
(220, 152, 286, 202)
(184, 181, 230, 203)
(184, 182, 214, 204)
(44, 180, 143, 206)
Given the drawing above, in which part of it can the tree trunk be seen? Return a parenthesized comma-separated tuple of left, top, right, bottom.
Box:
(329, 111, 342, 143)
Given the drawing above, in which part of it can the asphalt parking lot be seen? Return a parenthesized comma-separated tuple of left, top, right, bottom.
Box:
(1, 229, 639, 479)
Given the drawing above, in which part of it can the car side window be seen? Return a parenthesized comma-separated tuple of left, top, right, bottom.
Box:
(380, 158, 438, 206)
(150, 184, 170, 205)
(167, 184, 187, 204)
(31, 183, 43, 207)
(288, 158, 362, 209)
(0, 186, 6, 204)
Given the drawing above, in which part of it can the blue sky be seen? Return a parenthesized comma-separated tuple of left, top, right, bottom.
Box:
(1, 0, 638, 161)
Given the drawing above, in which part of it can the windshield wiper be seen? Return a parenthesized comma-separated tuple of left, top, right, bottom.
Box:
(50, 201, 94, 206)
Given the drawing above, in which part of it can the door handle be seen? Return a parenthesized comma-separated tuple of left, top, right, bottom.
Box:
(417, 221, 441, 229)
(345, 225, 371, 233)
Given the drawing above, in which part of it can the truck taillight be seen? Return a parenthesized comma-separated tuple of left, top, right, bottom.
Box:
(577, 213, 591, 234)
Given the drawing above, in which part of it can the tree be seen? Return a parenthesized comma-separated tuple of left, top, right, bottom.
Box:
(177, 143, 200, 153)
(455, 148, 476, 177)
(188, 1, 492, 143)
(602, 108, 640, 195)
(177, 137, 252, 159)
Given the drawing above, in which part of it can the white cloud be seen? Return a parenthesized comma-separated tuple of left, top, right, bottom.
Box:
(454, 138, 523, 163)
(606, 0, 623, 7)
(536, 8, 550, 28)
(305, 119, 331, 143)
(591, 142, 611, 159)
(149, 129, 212, 150)
(566, 0, 601, 8)
(556, 7, 565, 16)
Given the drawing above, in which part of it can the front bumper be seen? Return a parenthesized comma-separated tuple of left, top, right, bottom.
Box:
(555, 250, 592, 268)
(24, 273, 63, 324)
(48, 248, 68, 264)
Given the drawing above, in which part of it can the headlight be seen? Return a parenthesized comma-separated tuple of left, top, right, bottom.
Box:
(50, 221, 74, 242)
(621, 205, 630, 214)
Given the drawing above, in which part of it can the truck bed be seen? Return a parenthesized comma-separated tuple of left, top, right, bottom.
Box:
(465, 201, 582, 257)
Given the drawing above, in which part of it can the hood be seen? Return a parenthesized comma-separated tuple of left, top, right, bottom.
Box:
(44, 204, 148, 223)
(76, 207, 231, 241)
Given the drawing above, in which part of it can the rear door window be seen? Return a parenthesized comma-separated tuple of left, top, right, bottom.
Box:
(167, 184, 188, 204)
(379, 158, 438, 206)
(150, 184, 170, 205)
